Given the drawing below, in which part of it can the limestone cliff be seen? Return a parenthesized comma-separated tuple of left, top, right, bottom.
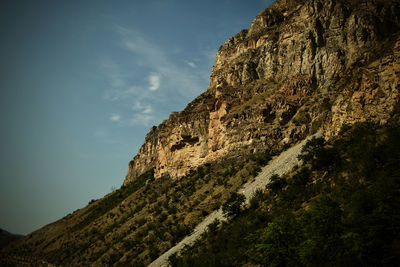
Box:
(124, 0, 400, 184)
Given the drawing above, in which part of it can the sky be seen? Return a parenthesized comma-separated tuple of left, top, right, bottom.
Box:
(0, 0, 274, 235)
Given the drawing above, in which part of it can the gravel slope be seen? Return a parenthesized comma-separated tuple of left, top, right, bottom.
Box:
(149, 133, 320, 267)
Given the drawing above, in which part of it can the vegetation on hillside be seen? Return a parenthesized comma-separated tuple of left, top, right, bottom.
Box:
(170, 122, 400, 266)
(4, 147, 271, 266)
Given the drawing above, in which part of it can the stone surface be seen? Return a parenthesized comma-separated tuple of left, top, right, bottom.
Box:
(124, 0, 400, 184)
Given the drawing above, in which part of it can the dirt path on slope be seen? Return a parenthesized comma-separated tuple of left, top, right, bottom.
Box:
(149, 133, 320, 267)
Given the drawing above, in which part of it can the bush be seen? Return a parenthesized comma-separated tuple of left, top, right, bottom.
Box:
(251, 215, 301, 266)
(266, 174, 287, 195)
(207, 219, 220, 234)
(298, 137, 340, 171)
(249, 189, 264, 208)
(222, 193, 246, 218)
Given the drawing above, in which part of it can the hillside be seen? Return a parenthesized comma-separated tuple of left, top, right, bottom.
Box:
(1, 0, 400, 266)
(149, 132, 321, 267)
(170, 123, 400, 266)
(0, 229, 23, 249)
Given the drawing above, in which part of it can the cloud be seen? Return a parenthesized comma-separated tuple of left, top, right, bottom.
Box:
(185, 60, 197, 68)
(143, 105, 152, 114)
(114, 24, 206, 97)
(101, 24, 212, 127)
(130, 113, 154, 126)
(131, 101, 154, 125)
(103, 85, 142, 102)
(109, 114, 121, 122)
(115, 25, 167, 67)
(132, 101, 152, 112)
(101, 61, 127, 89)
(148, 74, 160, 91)
(101, 61, 140, 102)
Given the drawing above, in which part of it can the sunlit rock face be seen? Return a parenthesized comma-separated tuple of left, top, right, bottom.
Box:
(124, 0, 400, 184)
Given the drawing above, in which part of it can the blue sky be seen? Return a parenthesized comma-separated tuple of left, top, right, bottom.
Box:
(0, 0, 273, 235)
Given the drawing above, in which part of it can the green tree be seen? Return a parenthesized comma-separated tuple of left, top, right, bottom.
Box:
(267, 174, 287, 196)
(298, 195, 343, 266)
(250, 215, 301, 266)
(298, 137, 340, 171)
(222, 193, 246, 218)
(207, 219, 220, 234)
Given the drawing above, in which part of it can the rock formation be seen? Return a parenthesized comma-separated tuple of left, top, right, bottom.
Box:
(125, 0, 400, 184)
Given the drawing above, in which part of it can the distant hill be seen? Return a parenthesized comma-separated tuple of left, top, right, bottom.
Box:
(0, 229, 23, 249)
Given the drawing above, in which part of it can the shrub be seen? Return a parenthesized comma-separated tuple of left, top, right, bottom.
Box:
(207, 219, 220, 234)
(266, 174, 287, 195)
(298, 137, 341, 171)
(222, 193, 246, 218)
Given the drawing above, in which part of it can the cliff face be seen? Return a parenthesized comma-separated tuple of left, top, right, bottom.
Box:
(124, 0, 400, 184)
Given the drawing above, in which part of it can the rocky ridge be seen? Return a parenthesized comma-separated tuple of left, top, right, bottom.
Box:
(125, 0, 400, 184)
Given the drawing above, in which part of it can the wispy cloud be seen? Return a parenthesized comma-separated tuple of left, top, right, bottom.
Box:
(109, 113, 121, 122)
(102, 61, 127, 90)
(143, 105, 152, 114)
(114, 24, 206, 97)
(185, 60, 197, 68)
(132, 101, 152, 113)
(148, 74, 160, 91)
(131, 101, 154, 126)
(101, 24, 210, 127)
(130, 113, 154, 126)
(101, 62, 139, 102)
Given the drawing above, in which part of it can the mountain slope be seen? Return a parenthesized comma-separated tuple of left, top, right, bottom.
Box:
(1, 0, 400, 266)
(149, 132, 320, 267)
(170, 123, 400, 266)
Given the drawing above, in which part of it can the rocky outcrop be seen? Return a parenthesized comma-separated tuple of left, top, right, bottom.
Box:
(124, 0, 400, 184)
(124, 96, 212, 184)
